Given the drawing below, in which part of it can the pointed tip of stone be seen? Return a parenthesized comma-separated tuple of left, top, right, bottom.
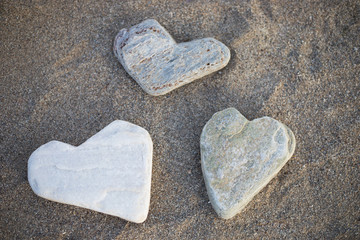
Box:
(132, 214, 148, 224)
(217, 210, 238, 220)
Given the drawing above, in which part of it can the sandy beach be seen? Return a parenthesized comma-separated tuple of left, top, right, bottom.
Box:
(1, 0, 359, 239)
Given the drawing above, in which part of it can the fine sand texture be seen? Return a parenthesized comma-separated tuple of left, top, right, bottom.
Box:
(1, 0, 359, 239)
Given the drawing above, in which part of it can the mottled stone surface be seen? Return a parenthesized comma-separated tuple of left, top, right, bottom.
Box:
(114, 19, 230, 96)
(201, 108, 295, 219)
(2, 0, 359, 239)
(28, 120, 153, 223)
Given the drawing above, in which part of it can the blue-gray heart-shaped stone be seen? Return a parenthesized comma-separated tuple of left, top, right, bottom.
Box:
(114, 19, 230, 96)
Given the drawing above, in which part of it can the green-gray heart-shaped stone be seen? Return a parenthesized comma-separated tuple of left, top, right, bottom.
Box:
(200, 108, 296, 219)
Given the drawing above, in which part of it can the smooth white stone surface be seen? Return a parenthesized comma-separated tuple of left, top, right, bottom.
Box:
(114, 19, 230, 96)
(201, 108, 296, 219)
(28, 120, 153, 223)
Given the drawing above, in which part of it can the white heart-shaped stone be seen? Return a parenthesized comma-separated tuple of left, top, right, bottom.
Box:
(200, 108, 296, 219)
(28, 120, 153, 223)
(114, 19, 230, 96)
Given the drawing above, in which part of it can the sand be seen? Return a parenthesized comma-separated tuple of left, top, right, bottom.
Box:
(1, 0, 359, 239)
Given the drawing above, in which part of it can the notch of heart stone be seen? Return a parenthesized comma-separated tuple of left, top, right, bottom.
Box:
(200, 108, 296, 219)
(114, 19, 230, 96)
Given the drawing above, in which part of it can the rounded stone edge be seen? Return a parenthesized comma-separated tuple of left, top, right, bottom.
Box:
(28, 140, 74, 198)
(284, 124, 296, 159)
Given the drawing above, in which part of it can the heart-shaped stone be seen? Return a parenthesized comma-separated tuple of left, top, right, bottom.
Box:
(200, 108, 296, 219)
(28, 120, 153, 223)
(114, 19, 230, 96)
